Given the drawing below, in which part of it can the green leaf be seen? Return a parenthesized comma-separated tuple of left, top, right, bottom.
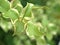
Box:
(3, 8, 19, 21)
(15, 20, 24, 36)
(47, 23, 57, 35)
(13, 36, 21, 45)
(15, 3, 23, 13)
(0, 19, 12, 32)
(45, 32, 53, 41)
(26, 21, 40, 38)
(23, 3, 34, 17)
(25, 40, 32, 45)
(36, 36, 47, 45)
(11, 0, 20, 8)
(0, 0, 10, 13)
(42, 15, 49, 27)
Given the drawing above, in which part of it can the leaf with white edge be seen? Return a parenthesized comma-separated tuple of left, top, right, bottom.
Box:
(11, 0, 20, 8)
(15, 3, 23, 13)
(3, 8, 19, 21)
(0, 0, 10, 13)
(15, 20, 24, 36)
(26, 21, 40, 38)
(23, 3, 34, 17)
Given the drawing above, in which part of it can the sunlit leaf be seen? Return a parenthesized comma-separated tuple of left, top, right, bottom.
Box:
(15, 20, 24, 36)
(23, 3, 34, 17)
(11, 0, 20, 8)
(3, 8, 19, 21)
(15, 3, 23, 13)
(0, 0, 10, 13)
(36, 36, 47, 45)
(26, 21, 40, 38)
(0, 19, 12, 32)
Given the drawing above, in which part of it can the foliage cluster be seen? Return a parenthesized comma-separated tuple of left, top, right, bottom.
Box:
(0, 0, 60, 45)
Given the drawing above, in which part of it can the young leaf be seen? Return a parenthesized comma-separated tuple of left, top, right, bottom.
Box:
(15, 20, 24, 36)
(26, 21, 40, 38)
(0, 0, 10, 13)
(23, 3, 34, 17)
(11, 0, 20, 8)
(3, 8, 19, 21)
(15, 3, 23, 13)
